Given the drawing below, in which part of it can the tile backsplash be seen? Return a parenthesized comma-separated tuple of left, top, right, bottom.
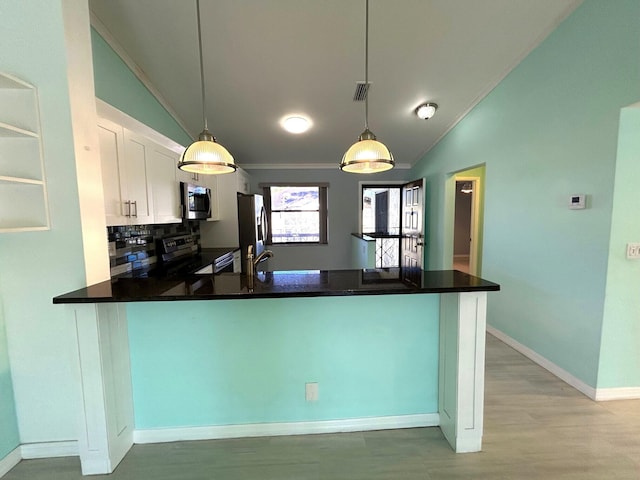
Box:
(107, 221, 201, 277)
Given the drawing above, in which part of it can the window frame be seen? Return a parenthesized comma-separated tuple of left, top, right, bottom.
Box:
(261, 183, 329, 245)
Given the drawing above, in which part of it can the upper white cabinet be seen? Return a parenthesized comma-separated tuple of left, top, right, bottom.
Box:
(98, 118, 154, 226)
(237, 168, 251, 195)
(122, 129, 154, 224)
(199, 167, 251, 248)
(176, 165, 201, 184)
(98, 118, 127, 226)
(96, 100, 186, 227)
(0, 72, 50, 232)
(149, 143, 181, 224)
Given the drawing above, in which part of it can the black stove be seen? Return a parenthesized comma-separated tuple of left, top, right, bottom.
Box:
(151, 234, 201, 277)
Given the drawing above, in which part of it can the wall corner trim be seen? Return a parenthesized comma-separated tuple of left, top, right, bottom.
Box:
(0, 447, 21, 478)
(20, 441, 79, 460)
(486, 326, 598, 400)
(594, 387, 640, 401)
(133, 414, 440, 445)
(1, 441, 81, 477)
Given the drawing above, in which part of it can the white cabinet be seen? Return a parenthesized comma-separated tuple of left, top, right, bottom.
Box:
(232, 249, 242, 273)
(97, 100, 202, 228)
(237, 168, 251, 195)
(122, 130, 154, 224)
(97, 118, 154, 226)
(98, 118, 127, 226)
(0, 72, 49, 232)
(199, 168, 251, 248)
(177, 166, 201, 184)
(149, 143, 181, 224)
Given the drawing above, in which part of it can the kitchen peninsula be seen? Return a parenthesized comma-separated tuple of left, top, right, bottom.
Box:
(54, 269, 499, 475)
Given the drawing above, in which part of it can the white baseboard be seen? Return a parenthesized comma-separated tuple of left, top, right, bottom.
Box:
(134, 413, 439, 444)
(594, 387, 640, 401)
(487, 325, 597, 400)
(20, 441, 78, 459)
(0, 447, 21, 478)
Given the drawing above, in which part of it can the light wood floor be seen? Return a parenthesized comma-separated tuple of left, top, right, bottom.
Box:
(5, 334, 640, 479)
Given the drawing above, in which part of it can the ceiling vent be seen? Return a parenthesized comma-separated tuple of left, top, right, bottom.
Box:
(353, 81, 370, 101)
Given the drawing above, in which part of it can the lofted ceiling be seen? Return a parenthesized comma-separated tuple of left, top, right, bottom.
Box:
(89, 0, 581, 170)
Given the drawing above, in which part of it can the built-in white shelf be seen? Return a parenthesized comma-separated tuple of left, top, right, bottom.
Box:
(0, 121, 39, 138)
(0, 72, 49, 233)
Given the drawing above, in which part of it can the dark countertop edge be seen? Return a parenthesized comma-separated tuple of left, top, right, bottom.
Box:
(351, 233, 403, 241)
(351, 233, 375, 241)
(53, 284, 500, 304)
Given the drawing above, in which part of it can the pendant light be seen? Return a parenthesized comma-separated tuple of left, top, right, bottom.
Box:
(340, 0, 394, 174)
(178, 0, 236, 175)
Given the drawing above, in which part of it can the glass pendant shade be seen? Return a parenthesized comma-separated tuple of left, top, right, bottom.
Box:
(340, 0, 394, 174)
(340, 129, 394, 173)
(178, 0, 235, 176)
(178, 129, 237, 175)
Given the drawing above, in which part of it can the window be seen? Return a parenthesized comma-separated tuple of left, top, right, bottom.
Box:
(262, 184, 328, 244)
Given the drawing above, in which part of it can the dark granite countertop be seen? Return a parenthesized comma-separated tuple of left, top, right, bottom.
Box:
(53, 269, 499, 304)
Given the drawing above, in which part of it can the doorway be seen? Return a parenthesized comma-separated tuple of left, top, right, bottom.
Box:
(453, 180, 474, 273)
(450, 166, 484, 276)
(360, 179, 424, 274)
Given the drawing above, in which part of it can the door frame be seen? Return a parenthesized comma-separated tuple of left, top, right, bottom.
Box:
(446, 167, 484, 276)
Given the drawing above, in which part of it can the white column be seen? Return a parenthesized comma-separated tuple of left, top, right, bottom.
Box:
(61, 0, 111, 285)
(438, 291, 487, 453)
(74, 304, 134, 475)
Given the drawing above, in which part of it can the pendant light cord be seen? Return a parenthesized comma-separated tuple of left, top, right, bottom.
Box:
(196, 0, 208, 131)
(364, 0, 369, 131)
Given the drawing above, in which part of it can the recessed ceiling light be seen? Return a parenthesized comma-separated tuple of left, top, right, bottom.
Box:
(415, 103, 438, 120)
(281, 115, 312, 134)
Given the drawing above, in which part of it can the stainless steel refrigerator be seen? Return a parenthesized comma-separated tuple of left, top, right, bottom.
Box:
(237, 193, 269, 273)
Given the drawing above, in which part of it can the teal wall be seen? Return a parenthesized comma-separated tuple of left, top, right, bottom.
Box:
(0, 297, 19, 459)
(411, 0, 640, 388)
(128, 295, 439, 428)
(0, 0, 87, 445)
(91, 29, 192, 146)
(598, 106, 640, 388)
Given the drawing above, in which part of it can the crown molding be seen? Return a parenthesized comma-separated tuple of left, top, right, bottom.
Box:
(241, 162, 412, 170)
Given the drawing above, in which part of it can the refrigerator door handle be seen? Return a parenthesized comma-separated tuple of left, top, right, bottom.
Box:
(260, 206, 269, 243)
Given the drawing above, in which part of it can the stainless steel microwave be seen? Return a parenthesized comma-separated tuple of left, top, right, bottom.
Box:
(180, 182, 211, 220)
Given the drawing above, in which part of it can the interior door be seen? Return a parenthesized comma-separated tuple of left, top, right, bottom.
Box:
(401, 179, 424, 285)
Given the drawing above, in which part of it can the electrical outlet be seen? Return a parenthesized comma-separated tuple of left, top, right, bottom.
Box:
(627, 243, 640, 259)
(305, 382, 319, 402)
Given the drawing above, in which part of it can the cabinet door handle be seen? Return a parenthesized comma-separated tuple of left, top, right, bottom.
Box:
(124, 200, 131, 217)
(131, 200, 138, 217)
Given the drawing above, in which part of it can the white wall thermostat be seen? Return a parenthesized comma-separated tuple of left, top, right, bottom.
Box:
(569, 194, 586, 210)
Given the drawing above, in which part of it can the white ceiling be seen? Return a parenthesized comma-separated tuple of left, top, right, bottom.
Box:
(89, 0, 581, 170)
